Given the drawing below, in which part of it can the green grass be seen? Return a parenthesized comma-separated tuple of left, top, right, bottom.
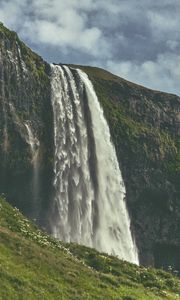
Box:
(0, 196, 180, 299)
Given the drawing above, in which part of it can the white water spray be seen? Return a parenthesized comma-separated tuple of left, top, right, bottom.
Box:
(25, 123, 39, 163)
(50, 64, 139, 264)
(25, 123, 40, 209)
(0, 51, 8, 153)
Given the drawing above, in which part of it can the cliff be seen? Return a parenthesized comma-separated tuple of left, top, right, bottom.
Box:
(0, 23, 180, 272)
(75, 66, 180, 270)
(0, 23, 54, 224)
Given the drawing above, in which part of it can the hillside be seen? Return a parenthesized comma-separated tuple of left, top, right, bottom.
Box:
(0, 196, 180, 300)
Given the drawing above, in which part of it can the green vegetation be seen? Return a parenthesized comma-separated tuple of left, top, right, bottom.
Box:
(0, 22, 52, 172)
(0, 196, 180, 299)
(0, 22, 48, 82)
(0, 22, 18, 41)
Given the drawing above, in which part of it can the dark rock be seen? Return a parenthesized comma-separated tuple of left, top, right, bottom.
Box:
(0, 23, 54, 227)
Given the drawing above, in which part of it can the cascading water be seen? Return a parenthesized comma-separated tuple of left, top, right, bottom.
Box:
(25, 123, 39, 164)
(50, 64, 139, 264)
(24, 123, 40, 213)
(0, 51, 8, 153)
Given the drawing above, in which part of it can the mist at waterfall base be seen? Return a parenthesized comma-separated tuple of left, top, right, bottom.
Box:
(50, 64, 139, 265)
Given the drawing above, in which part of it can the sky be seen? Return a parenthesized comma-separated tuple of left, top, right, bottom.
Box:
(0, 0, 180, 95)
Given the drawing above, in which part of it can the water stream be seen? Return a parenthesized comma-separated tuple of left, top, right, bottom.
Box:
(50, 64, 139, 264)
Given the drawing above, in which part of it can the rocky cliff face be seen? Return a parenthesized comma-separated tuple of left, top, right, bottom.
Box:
(0, 23, 54, 225)
(78, 66, 180, 271)
(0, 24, 179, 272)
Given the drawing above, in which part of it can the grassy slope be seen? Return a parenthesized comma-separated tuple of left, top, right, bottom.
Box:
(0, 197, 180, 300)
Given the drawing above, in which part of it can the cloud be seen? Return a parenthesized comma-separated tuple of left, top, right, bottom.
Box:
(0, 0, 110, 57)
(107, 52, 180, 95)
(21, 19, 104, 55)
(148, 10, 180, 40)
(0, 0, 180, 95)
(0, 0, 27, 28)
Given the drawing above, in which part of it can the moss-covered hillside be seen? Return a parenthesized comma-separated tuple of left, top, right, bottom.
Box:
(0, 196, 180, 300)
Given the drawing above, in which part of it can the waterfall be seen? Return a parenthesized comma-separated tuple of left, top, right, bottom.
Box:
(0, 51, 8, 153)
(25, 123, 39, 163)
(25, 123, 40, 214)
(50, 64, 139, 264)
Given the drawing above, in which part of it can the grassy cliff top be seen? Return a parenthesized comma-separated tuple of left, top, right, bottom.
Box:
(0, 196, 180, 300)
(68, 64, 180, 100)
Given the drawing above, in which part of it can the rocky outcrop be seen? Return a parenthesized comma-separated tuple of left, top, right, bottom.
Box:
(0, 23, 54, 224)
(0, 24, 179, 272)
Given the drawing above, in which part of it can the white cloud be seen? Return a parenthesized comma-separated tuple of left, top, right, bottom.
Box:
(0, 0, 110, 57)
(166, 40, 179, 51)
(0, 0, 28, 28)
(148, 11, 180, 40)
(107, 52, 180, 95)
(22, 19, 103, 55)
